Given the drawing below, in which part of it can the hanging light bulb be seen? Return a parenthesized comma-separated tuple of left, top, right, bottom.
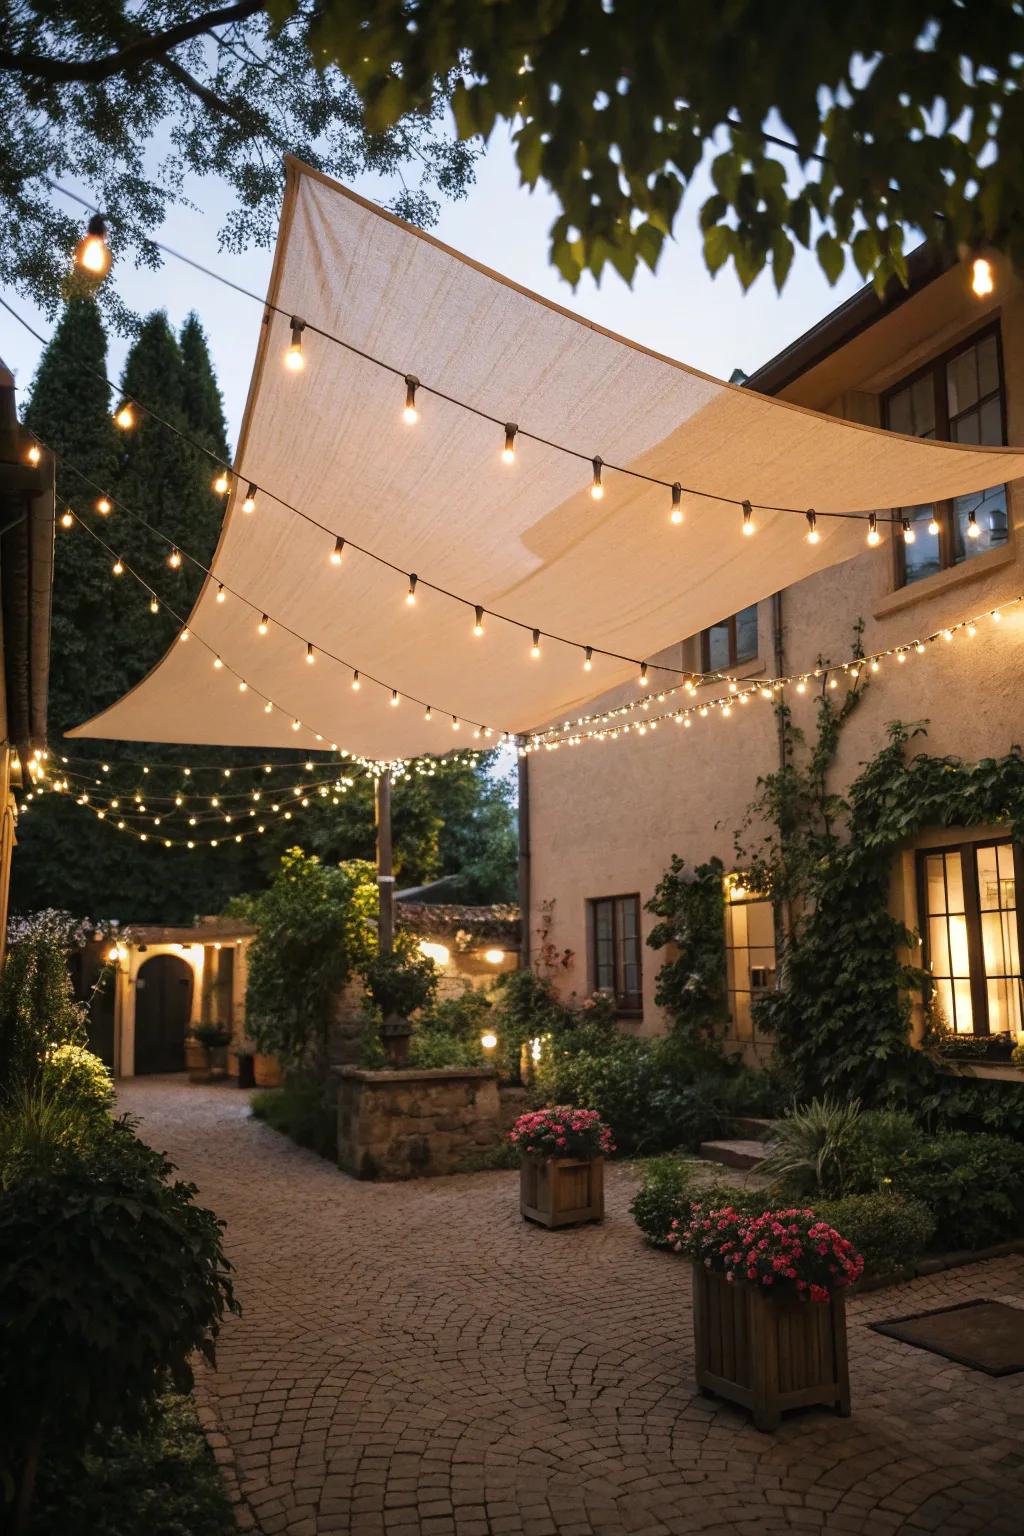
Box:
(115, 403, 135, 430)
(96, 496, 111, 515)
(390, 689, 400, 707)
(74, 214, 111, 278)
(351, 670, 361, 690)
(238, 680, 247, 692)
(60, 509, 73, 529)
(591, 456, 604, 500)
(213, 469, 230, 496)
(502, 423, 518, 463)
(216, 583, 226, 603)
(306, 642, 315, 664)
(285, 317, 306, 371)
(213, 655, 224, 670)
(290, 718, 300, 731)
(424, 705, 432, 721)
(583, 646, 593, 672)
(258, 613, 269, 635)
(112, 556, 124, 576)
(242, 483, 257, 513)
(902, 519, 916, 545)
(473, 605, 485, 637)
(866, 512, 881, 547)
(742, 500, 754, 536)
(991, 608, 1002, 623)
(927, 513, 940, 536)
(168, 547, 181, 569)
(451, 716, 461, 731)
(967, 509, 981, 539)
(639, 662, 649, 687)
(406, 574, 418, 606)
(403, 374, 419, 423)
(670, 482, 683, 524)
(264, 700, 273, 713)
(178, 627, 190, 642)
(330, 536, 345, 566)
(530, 628, 541, 659)
(971, 256, 995, 298)
(805, 509, 820, 544)
(26, 442, 41, 466)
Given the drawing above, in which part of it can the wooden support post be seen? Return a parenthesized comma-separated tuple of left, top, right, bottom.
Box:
(375, 769, 394, 955)
(517, 744, 530, 967)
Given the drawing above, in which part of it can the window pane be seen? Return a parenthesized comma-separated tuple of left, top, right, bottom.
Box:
(928, 917, 952, 980)
(735, 605, 758, 663)
(706, 621, 730, 672)
(977, 846, 1000, 910)
(948, 912, 971, 979)
(943, 853, 964, 913)
(953, 978, 975, 1034)
(997, 843, 1017, 893)
(594, 901, 614, 991)
(952, 407, 980, 446)
(947, 346, 981, 417)
(977, 334, 999, 397)
(980, 395, 1002, 445)
(951, 487, 1008, 564)
(934, 978, 956, 1033)
(926, 855, 946, 914)
(902, 506, 943, 584)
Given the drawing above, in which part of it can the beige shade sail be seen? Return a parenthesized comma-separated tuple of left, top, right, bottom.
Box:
(70, 158, 1024, 760)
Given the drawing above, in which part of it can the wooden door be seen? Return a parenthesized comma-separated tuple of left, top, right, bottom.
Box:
(134, 954, 193, 1074)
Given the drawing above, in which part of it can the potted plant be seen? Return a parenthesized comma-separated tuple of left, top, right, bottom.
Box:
(187, 1024, 233, 1083)
(363, 938, 438, 1067)
(673, 1204, 862, 1431)
(511, 1105, 614, 1228)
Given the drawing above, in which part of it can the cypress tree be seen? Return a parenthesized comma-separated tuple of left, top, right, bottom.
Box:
(180, 314, 230, 466)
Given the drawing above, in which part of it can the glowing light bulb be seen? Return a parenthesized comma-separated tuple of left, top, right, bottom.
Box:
(26, 442, 41, 466)
(96, 496, 111, 515)
(530, 628, 541, 659)
(390, 689, 400, 707)
(306, 642, 315, 664)
(971, 256, 994, 298)
(742, 500, 754, 536)
(285, 317, 305, 371)
(403, 374, 419, 423)
(639, 662, 649, 687)
(967, 623, 977, 637)
(866, 513, 881, 547)
(258, 614, 268, 635)
(406, 573, 417, 605)
(992, 608, 1002, 623)
(915, 642, 926, 654)
(216, 584, 226, 603)
(591, 456, 604, 500)
(168, 547, 181, 569)
(927, 515, 940, 536)
(75, 216, 111, 278)
(424, 705, 432, 721)
(351, 671, 361, 690)
(670, 482, 683, 524)
(112, 557, 123, 576)
(291, 718, 300, 731)
(942, 629, 953, 643)
(115, 403, 135, 430)
(967, 510, 981, 539)
(473, 605, 485, 637)
(451, 716, 461, 731)
(178, 627, 190, 642)
(213, 655, 223, 670)
(60, 509, 73, 529)
(264, 701, 273, 713)
(242, 483, 257, 513)
(330, 536, 345, 565)
(213, 470, 230, 495)
(502, 423, 517, 462)
(583, 646, 593, 672)
(902, 519, 916, 545)
(805, 509, 820, 544)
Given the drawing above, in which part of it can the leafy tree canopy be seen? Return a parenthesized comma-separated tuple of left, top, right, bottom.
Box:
(1, 0, 480, 320)
(309, 0, 1023, 292)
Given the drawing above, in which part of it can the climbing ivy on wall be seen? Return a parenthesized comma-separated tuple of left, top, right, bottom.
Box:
(645, 856, 729, 1044)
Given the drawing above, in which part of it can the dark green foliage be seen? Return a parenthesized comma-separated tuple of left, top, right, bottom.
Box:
(813, 1194, 935, 1279)
(2, 4, 479, 318)
(0, 1084, 102, 1190)
(840, 1109, 923, 1194)
(758, 1097, 866, 1199)
(29, 1390, 235, 1536)
(251, 1076, 338, 1161)
(363, 930, 439, 1019)
(646, 856, 729, 1042)
(888, 1132, 1024, 1252)
(0, 927, 88, 1097)
(629, 1154, 696, 1247)
(0, 1117, 238, 1518)
(408, 1025, 483, 1070)
(244, 850, 377, 1069)
(179, 313, 230, 461)
(39, 1042, 115, 1116)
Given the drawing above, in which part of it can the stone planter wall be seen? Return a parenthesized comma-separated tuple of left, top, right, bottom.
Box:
(337, 1066, 501, 1179)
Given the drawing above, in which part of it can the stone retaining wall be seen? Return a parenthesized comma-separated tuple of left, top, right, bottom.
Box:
(337, 1066, 501, 1179)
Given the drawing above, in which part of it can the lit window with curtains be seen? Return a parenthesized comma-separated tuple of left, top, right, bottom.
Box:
(723, 883, 776, 1042)
(918, 840, 1023, 1036)
(591, 895, 642, 1015)
(884, 327, 1008, 587)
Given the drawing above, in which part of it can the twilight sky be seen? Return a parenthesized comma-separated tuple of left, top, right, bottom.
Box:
(1, 128, 865, 447)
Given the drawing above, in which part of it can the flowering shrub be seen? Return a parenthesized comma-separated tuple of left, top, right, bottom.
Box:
(509, 1105, 614, 1160)
(672, 1205, 863, 1300)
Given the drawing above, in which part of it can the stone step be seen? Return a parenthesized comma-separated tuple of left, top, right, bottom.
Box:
(698, 1138, 771, 1171)
(730, 1116, 776, 1142)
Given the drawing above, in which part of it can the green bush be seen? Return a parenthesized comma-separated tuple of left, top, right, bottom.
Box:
(408, 1025, 483, 1070)
(425, 988, 493, 1040)
(759, 1097, 864, 1198)
(813, 1193, 935, 1279)
(250, 1074, 337, 1160)
(0, 1083, 101, 1189)
(629, 1154, 696, 1246)
(0, 926, 88, 1098)
(30, 1390, 235, 1536)
(39, 1043, 114, 1116)
(0, 1118, 238, 1526)
(841, 1108, 921, 1193)
(890, 1131, 1024, 1252)
(363, 931, 439, 1020)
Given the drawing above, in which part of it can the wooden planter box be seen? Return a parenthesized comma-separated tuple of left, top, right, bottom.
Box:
(520, 1155, 604, 1228)
(692, 1264, 851, 1431)
(253, 1053, 283, 1088)
(186, 1040, 211, 1082)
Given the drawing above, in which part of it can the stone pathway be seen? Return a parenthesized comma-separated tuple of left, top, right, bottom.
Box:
(119, 1078, 1024, 1536)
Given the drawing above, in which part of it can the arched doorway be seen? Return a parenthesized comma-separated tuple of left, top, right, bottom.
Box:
(134, 954, 193, 1074)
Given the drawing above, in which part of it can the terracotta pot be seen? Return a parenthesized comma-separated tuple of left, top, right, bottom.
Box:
(253, 1052, 283, 1088)
(186, 1040, 211, 1083)
(692, 1264, 851, 1431)
(519, 1154, 604, 1228)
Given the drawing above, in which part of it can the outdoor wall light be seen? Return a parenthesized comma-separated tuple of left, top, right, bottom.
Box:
(480, 1032, 498, 1051)
(418, 941, 450, 966)
(484, 948, 505, 965)
(971, 256, 995, 298)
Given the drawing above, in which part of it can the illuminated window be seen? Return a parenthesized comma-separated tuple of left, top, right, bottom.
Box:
(590, 895, 642, 1015)
(700, 604, 758, 673)
(885, 327, 1008, 588)
(723, 883, 776, 1042)
(918, 840, 1023, 1036)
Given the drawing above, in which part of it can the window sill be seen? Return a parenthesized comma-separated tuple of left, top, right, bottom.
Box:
(936, 1061, 1024, 1084)
(874, 539, 1017, 621)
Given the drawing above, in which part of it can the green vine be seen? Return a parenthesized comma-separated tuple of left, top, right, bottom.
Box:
(645, 856, 729, 1044)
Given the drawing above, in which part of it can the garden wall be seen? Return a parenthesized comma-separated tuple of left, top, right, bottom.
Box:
(337, 1065, 501, 1179)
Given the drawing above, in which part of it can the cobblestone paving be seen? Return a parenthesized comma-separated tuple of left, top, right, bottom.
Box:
(119, 1078, 1024, 1536)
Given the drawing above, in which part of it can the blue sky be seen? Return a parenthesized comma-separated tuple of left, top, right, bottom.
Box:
(1, 128, 865, 446)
